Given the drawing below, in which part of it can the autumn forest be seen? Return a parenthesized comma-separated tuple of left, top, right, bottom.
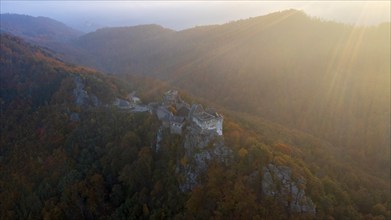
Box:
(0, 7, 390, 220)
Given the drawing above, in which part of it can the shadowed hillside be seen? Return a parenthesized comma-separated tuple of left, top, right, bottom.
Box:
(0, 13, 86, 64)
(0, 14, 83, 42)
(73, 25, 175, 72)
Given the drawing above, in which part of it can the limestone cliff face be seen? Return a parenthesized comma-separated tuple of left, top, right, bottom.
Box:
(70, 76, 101, 121)
(177, 126, 232, 191)
(151, 91, 231, 191)
(73, 76, 89, 106)
(73, 76, 100, 107)
(262, 164, 316, 214)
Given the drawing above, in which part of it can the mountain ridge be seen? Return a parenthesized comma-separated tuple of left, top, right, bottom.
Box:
(1, 31, 390, 219)
(3, 11, 389, 168)
(59, 10, 390, 177)
(0, 13, 83, 42)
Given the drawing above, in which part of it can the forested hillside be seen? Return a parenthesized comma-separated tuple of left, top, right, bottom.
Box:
(4, 12, 388, 172)
(62, 10, 390, 179)
(0, 14, 82, 42)
(1, 34, 390, 219)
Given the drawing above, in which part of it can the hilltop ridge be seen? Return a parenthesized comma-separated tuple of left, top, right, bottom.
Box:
(3, 10, 388, 179)
(0, 13, 83, 42)
(1, 10, 390, 219)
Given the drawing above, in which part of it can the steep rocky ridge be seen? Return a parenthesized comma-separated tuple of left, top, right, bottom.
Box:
(2, 33, 390, 219)
(261, 164, 316, 214)
(177, 126, 232, 191)
(38, 10, 389, 177)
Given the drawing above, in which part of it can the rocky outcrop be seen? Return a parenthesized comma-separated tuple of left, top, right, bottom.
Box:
(73, 76, 100, 107)
(154, 126, 163, 152)
(69, 112, 80, 122)
(70, 76, 102, 121)
(73, 76, 89, 106)
(262, 164, 316, 214)
(177, 126, 232, 191)
(153, 90, 231, 191)
(113, 93, 150, 112)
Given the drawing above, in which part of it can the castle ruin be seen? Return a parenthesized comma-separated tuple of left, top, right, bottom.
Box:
(156, 90, 223, 136)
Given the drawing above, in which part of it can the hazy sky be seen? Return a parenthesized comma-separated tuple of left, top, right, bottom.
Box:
(1, 1, 390, 32)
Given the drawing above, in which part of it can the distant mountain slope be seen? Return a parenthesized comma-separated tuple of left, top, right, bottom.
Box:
(72, 24, 175, 73)
(66, 10, 390, 176)
(0, 13, 86, 62)
(0, 14, 83, 42)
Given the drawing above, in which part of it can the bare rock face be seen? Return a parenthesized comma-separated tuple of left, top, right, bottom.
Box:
(73, 76, 102, 107)
(69, 112, 80, 122)
(73, 76, 89, 106)
(262, 164, 316, 214)
(70, 76, 103, 121)
(154, 90, 231, 191)
(177, 126, 231, 191)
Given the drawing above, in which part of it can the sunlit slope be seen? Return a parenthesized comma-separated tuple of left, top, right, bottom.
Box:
(167, 11, 390, 174)
(1, 33, 390, 219)
(70, 10, 390, 174)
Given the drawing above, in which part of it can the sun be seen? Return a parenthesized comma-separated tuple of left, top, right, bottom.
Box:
(358, 1, 390, 26)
